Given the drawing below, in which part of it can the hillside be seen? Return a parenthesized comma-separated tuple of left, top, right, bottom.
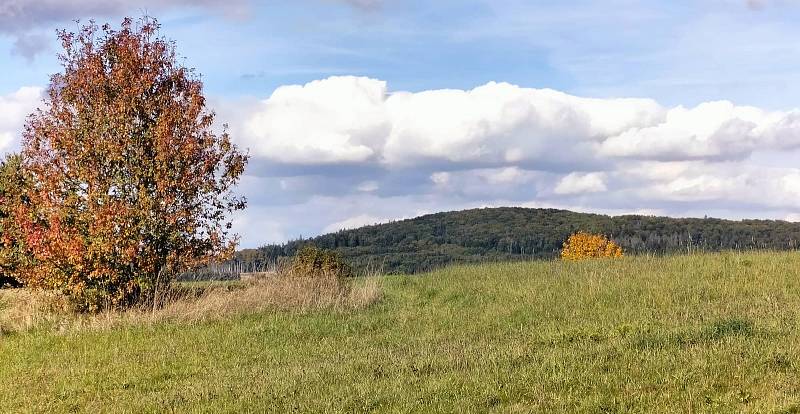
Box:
(4, 252, 800, 412)
(232, 207, 800, 274)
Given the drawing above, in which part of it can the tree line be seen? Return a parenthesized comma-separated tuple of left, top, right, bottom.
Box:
(223, 207, 800, 275)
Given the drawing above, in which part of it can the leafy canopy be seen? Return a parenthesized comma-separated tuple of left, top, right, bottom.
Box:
(12, 18, 248, 310)
(0, 154, 33, 288)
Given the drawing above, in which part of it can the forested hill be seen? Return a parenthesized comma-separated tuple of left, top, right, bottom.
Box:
(235, 207, 800, 274)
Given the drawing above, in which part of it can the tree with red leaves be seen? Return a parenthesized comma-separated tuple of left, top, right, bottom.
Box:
(0, 154, 31, 288)
(13, 18, 248, 310)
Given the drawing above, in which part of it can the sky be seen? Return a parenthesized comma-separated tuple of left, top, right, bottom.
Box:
(1, 0, 800, 248)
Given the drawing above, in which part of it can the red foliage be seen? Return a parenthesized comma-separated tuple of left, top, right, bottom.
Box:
(12, 18, 248, 310)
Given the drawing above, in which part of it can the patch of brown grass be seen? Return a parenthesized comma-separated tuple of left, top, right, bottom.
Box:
(0, 275, 382, 335)
(0, 289, 69, 334)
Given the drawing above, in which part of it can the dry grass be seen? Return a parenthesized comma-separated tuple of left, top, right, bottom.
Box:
(0, 275, 382, 335)
(0, 289, 69, 334)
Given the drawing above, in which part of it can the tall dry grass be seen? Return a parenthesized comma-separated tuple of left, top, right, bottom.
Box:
(0, 274, 382, 335)
(0, 289, 68, 334)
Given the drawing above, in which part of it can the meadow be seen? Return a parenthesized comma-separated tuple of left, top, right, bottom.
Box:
(2, 251, 800, 412)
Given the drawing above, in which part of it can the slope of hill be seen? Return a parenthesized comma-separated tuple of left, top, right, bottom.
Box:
(235, 207, 800, 274)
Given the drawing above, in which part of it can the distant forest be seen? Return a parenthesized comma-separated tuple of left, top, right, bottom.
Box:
(224, 208, 800, 275)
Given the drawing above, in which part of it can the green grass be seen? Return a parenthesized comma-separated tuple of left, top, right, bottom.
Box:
(3, 251, 800, 412)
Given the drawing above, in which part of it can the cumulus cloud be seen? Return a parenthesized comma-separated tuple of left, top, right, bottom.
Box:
(0, 86, 42, 152)
(381, 83, 663, 168)
(554, 172, 607, 195)
(241, 77, 389, 165)
(2, 76, 799, 246)
(239, 76, 667, 170)
(479, 167, 533, 185)
(608, 160, 800, 209)
(225, 76, 800, 244)
(323, 213, 385, 233)
(430, 172, 450, 186)
(238, 76, 800, 172)
(601, 101, 800, 161)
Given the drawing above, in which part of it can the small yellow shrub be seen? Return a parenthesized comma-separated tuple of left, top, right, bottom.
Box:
(291, 245, 353, 278)
(561, 232, 624, 260)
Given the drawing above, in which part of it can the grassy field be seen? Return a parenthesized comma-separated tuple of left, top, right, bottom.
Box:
(2, 251, 800, 412)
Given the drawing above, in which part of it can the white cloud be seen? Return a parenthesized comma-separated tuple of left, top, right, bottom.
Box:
(430, 171, 451, 186)
(554, 172, 607, 195)
(241, 76, 388, 164)
(357, 180, 379, 192)
(781, 172, 800, 198)
(241, 76, 659, 167)
(230, 207, 288, 247)
(601, 101, 800, 160)
(0, 86, 41, 153)
(648, 174, 745, 202)
(381, 82, 663, 167)
(1, 78, 798, 247)
(478, 166, 532, 185)
(323, 214, 385, 233)
(223, 76, 800, 245)
(237, 76, 800, 170)
(622, 163, 800, 210)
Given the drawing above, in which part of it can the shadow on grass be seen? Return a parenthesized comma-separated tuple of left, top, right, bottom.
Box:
(701, 318, 754, 341)
(632, 317, 756, 351)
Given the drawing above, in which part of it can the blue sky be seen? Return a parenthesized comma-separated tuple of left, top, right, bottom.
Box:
(2, 0, 800, 247)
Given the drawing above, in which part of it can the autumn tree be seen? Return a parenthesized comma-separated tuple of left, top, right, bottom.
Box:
(12, 18, 248, 310)
(0, 154, 31, 288)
